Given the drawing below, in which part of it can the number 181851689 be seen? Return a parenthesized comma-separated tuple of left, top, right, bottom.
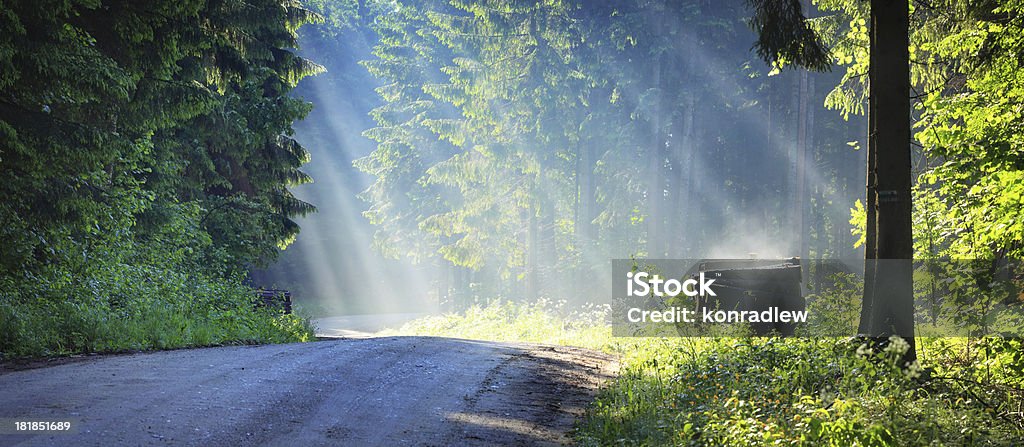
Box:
(0, 417, 79, 434)
(13, 421, 72, 432)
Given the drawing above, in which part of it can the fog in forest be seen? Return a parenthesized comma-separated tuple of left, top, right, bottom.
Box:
(253, 3, 867, 316)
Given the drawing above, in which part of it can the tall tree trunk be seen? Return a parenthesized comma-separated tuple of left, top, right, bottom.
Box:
(796, 71, 811, 268)
(804, 75, 820, 290)
(645, 7, 669, 259)
(672, 91, 695, 258)
(787, 72, 798, 255)
(438, 259, 450, 311)
(647, 56, 665, 258)
(455, 264, 468, 310)
(858, 15, 880, 335)
(691, 119, 706, 255)
(575, 128, 597, 294)
(527, 180, 539, 301)
(766, 91, 775, 250)
(540, 175, 557, 299)
(862, 0, 915, 360)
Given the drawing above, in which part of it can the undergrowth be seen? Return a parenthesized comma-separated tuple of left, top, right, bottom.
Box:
(0, 257, 315, 360)
(391, 299, 1024, 446)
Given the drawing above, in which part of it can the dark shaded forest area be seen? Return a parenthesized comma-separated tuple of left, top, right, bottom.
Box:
(0, 0, 322, 355)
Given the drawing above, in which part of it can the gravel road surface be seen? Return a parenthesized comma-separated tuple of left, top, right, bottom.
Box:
(0, 337, 617, 446)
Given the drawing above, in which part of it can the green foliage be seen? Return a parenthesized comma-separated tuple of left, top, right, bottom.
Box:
(352, 0, 859, 303)
(748, 0, 833, 72)
(577, 337, 1022, 446)
(0, 1, 322, 357)
(0, 233, 315, 359)
(820, 0, 1024, 261)
(849, 199, 866, 249)
(812, 0, 869, 118)
(913, 1, 1024, 259)
(358, 0, 589, 277)
(803, 272, 862, 336)
(0, 0, 322, 275)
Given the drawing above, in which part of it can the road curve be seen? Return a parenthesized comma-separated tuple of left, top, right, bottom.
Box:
(0, 337, 617, 446)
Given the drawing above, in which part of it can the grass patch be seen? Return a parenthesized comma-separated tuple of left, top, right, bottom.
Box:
(578, 337, 1024, 446)
(384, 298, 615, 351)
(389, 299, 1024, 446)
(0, 263, 315, 360)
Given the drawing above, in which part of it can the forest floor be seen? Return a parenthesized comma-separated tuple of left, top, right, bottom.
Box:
(0, 336, 617, 446)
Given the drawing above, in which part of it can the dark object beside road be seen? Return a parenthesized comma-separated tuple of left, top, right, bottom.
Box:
(255, 289, 292, 314)
(692, 258, 804, 335)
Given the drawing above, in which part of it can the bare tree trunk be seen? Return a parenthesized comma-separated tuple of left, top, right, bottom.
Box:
(439, 260, 450, 311)
(647, 55, 665, 258)
(527, 209, 538, 301)
(672, 91, 695, 258)
(691, 119, 705, 255)
(525, 181, 539, 301)
(863, 0, 915, 360)
(575, 128, 597, 295)
(766, 91, 775, 249)
(804, 75, 822, 290)
(455, 265, 468, 310)
(540, 176, 557, 299)
(797, 71, 811, 271)
(858, 22, 880, 334)
(779, 72, 800, 255)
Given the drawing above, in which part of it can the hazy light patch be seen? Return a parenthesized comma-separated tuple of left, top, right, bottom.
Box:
(254, 31, 436, 317)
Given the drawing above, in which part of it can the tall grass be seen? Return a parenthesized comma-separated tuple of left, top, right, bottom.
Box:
(386, 298, 615, 350)
(0, 262, 315, 359)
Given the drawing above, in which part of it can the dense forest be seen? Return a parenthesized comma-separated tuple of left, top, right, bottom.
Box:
(263, 0, 1024, 326)
(2, 0, 1023, 353)
(0, 0, 323, 355)
(263, 0, 868, 313)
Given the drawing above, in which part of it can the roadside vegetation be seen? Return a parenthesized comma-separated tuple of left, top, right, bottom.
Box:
(392, 300, 1024, 446)
(0, 238, 315, 359)
(0, 282, 314, 360)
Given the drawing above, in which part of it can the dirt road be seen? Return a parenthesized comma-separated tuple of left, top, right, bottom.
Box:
(0, 337, 617, 446)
